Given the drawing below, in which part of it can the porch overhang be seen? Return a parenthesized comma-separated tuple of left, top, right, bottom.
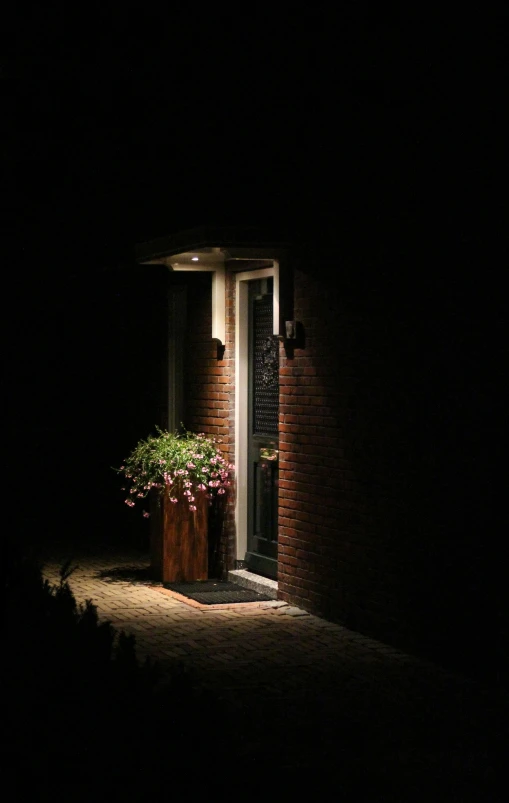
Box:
(136, 227, 290, 347)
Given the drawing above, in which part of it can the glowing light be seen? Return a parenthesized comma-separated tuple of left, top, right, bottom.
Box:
(191, 256, 199, 261)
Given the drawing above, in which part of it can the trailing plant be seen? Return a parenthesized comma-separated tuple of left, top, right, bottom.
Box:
(114, 427, 234, 516)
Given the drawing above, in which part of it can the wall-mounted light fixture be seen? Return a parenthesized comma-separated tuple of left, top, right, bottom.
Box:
(285, 320, 297, 339)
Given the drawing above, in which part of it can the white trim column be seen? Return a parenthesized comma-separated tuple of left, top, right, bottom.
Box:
(170, 264, 226, 346)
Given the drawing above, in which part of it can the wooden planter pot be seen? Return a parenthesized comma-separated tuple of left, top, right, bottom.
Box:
(150, 488, 208, 583)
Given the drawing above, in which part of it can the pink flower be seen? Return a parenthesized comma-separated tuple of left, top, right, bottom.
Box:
(125, 499, 135, 507)
(169, 497, 178, 504)
(142, 511, 150, 518)
(189, 496, 195, 502)
(189, 505, 197, 512)
(197, 483, 207, 491)
(218, 488, 226, 495)
(130, 488, 136, 494)
(187, 462, 195, 469)
(184, 490, 191, 496)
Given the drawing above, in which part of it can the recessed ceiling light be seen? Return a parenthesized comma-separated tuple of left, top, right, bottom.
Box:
(191, 256, 199, 261)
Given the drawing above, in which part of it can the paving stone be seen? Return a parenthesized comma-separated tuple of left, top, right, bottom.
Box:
(37, 543, 509, 791)
(281, 606, 310, 617)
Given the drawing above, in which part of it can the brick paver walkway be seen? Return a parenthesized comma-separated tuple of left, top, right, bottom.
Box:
(40, 541, 508, 799)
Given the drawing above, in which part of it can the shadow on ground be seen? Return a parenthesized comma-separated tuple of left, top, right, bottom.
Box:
(96, 564, 155, 584)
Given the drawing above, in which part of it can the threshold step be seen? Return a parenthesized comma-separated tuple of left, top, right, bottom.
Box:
(227, 569, 278, 600)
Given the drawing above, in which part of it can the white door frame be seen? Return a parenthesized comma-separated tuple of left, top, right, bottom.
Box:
(234, 263, 279, 562)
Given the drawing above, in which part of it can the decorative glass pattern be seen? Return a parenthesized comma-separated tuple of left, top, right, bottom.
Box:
(253, 295, 279, 435)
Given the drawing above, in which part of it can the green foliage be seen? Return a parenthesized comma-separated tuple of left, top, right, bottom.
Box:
(114, 426, 234, 516)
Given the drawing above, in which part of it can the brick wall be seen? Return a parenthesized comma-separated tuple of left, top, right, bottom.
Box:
(278, 265, 417, 629)
(277, 255, 505, 681)
(224, 271, 237, 573)
(181, 272, 236, 576)
(169, 255, 505, 681)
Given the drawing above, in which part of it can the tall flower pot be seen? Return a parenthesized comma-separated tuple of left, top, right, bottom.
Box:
(150, 487, 208, 583)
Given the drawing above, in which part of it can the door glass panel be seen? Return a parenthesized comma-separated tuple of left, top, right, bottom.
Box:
(253, 281, 279, 436)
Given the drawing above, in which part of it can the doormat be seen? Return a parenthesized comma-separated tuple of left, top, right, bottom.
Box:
(162, 580, 273, 604)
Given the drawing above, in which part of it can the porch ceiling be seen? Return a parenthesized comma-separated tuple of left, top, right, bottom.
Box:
(135, 226, 289, 269)
(139, 246, 226, 271)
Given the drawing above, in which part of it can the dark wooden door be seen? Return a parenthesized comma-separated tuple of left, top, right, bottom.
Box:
(246, 278, 279, 579)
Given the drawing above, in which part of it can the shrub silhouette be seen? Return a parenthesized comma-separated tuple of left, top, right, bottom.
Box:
(2, 540, 221, 793)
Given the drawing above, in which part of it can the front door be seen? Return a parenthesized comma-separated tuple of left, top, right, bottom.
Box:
(246, 278, 279, 579)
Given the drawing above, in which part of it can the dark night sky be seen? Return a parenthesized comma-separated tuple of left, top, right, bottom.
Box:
(4, 8, 505, 265)
(3, 7, 506, 540)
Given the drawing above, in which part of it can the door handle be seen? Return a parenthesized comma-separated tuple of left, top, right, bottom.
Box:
(260, 447, 279, 462)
